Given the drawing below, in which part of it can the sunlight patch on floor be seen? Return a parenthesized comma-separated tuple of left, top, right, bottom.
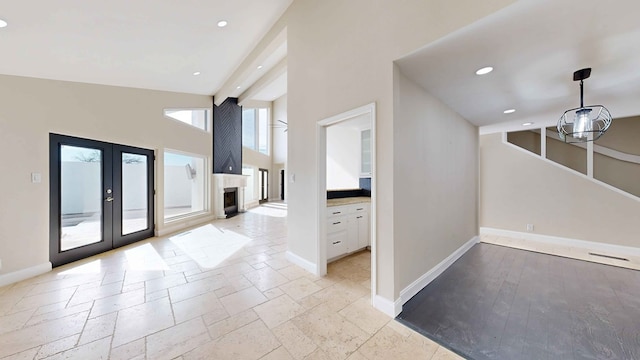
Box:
(124, 243, 171, 271)
(169, 224, 252, 268)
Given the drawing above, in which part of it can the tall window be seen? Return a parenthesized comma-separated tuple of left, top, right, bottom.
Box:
(164, 150, 207, 220)
(164, 109, 210, 132)
(242, 108, 269, 155)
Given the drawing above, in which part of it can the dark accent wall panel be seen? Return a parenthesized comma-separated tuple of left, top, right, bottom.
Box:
(213, 97, 242, 174)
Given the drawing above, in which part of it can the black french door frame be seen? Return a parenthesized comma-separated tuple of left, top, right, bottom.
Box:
(258, 168, 269, 204)
(49, 134, 155, 267)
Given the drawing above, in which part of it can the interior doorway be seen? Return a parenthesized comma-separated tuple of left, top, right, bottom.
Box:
(258, 168, 269, 203)
(317, 103, 377, 303)
(49, 134, 155, 267)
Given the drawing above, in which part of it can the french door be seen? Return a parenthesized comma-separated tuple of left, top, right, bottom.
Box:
(49, 134, 154, 267)
(258, 168, 269, 203)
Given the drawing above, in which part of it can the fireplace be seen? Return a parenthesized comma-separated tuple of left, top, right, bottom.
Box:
(212, 174, 247, 219)
(224, 187, 238, 216)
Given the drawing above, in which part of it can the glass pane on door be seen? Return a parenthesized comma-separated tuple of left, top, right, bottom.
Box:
(122, 153, 148, 235)
(60, 145, 103, 251)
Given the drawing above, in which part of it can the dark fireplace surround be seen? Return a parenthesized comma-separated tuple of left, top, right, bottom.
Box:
(224, 187, 238, 217)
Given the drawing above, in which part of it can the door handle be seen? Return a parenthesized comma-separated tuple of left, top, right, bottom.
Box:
(105, 197, 114, 202)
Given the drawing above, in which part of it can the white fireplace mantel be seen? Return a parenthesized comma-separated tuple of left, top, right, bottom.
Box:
(212, 174, 248, 219)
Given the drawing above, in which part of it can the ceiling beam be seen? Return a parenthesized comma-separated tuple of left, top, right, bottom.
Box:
(238, 58, 287, 106)
(214, 23, 287, 106)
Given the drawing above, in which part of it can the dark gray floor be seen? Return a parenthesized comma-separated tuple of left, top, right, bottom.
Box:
(397, 243, 640, 360)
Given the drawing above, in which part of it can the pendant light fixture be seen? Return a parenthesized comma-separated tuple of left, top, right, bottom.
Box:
(557, 68, 612, 143)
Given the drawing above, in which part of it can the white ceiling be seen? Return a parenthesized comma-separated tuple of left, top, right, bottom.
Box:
(0, 0, 292, 95)
(396, 0, 640, 134)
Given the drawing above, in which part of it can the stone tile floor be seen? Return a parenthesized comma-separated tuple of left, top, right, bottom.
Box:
(0, 203, 462, 359)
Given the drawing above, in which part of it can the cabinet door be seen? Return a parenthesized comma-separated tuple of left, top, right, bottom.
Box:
(347, 217, 359, 253)
(360, 129, 371, 176)
(327, 231, 348, 259)
(356, 212, 370, 249)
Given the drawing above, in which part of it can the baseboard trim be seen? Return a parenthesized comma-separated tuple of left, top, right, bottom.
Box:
(286, 251, 318, 276)
(399, 236, 479, 309)
(480, 227, 640, 270)
(157, 214, 217, 237)
(373, 295, 402, 318)
(0, 262, 52, 288)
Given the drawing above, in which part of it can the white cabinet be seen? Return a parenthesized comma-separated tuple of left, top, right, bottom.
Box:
(326, 202, 370, 261)
(360, 129, 371, 177)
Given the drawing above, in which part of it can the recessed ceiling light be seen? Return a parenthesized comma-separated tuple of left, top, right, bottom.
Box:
(193, 71, 201, 76)
(236, 86, 241, 89)
(257, 65, 263, 69)
(475, 66, 493, 75)
(0, 19, 8, 28)
(503, 109, 516, 114)
(522, 122, 534, 126)
(217, 20, 228, 28)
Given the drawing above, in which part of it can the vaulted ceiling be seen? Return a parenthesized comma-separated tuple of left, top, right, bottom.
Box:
(0, 0, 291, 95)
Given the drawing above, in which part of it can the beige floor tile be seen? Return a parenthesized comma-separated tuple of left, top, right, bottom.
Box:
(35, 334, 80, 359)
(345, 351, 369, 360)
(245, 266, 290, 292)
(0, 311, 88, 358)
(219, 286, 267, 315)
(109, 338, 146, 360)
(26, 301, 93, 327)
(0, 309, 35, 336)
(292, 304, 370, 359)
(254, 294, 305, 329)
(10, 287, 77, 313)
(144, 272, 187, 293)
(303, 348, 333, 360)
(168, 274, 227, 303)
(78, 312, 117, 345)
(146, 317, 211, 360)
(358, 325, 439, 360)
(112, 297, 174, 347)
(207, 309, 259, 339)
(260, 346, 294, 360)
(280, 278, 323, 301)
(89, 288, 145, 318)
(430, 346, 466, 359)
(172, 291, 227, 324)
(272, 321, 318, 359)
(1, 347, 40, 360)
(67, 280, 123, 307)
(338, 297, 390, 335)
(45, 336, 111, 360)
(185, 320, 280, 360)
(263, 287, 285, 299)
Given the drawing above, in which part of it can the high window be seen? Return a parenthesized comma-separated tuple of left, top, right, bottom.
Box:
(242, 108, 269, 155)
(164, 150, 208, 220)
(164, 109, 210, 132)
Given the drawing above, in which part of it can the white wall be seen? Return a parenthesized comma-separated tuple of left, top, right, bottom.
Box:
(326, 124, 360, 190)
(394, 69, 479, 292)
(480, 133, 640, 247)
(280, 0, 514, 300)
(272, 95, 288, 201)
(0, 74, 212, 276)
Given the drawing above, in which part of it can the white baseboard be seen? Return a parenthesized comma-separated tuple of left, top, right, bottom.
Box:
(480, 227, 640, 270)
(399, 236, 479, 308)
(157, 214, 216, 237)
(0, 262, 52, 288)
(373, 295, 402, 318)
(286, 251, 318, 276)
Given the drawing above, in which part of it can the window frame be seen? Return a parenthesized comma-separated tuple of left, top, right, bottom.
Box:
(163, 108, 212, 133)
(163, 148, 210, 223)
(242, 107, 270, 155)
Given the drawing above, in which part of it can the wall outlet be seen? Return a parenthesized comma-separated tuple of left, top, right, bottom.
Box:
(31, 172, 42, 183)
(526, 224, 534, 232)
